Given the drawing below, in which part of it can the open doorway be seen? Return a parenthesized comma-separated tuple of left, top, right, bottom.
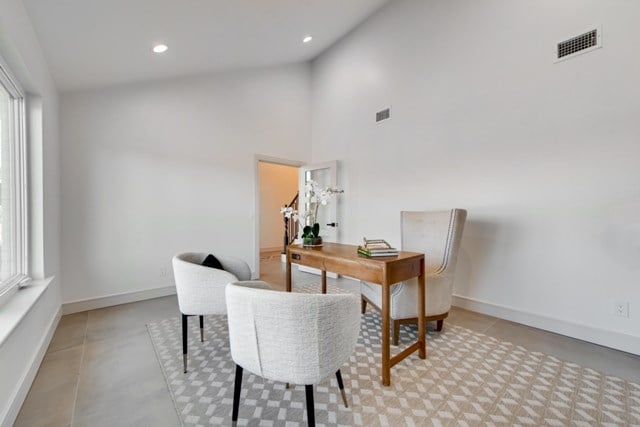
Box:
(255, 156, 302, 278)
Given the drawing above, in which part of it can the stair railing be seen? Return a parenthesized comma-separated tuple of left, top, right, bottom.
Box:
(282, 192, 299, 254)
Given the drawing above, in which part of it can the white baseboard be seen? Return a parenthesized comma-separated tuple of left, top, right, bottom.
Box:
(2, 306, 61, 427)
(62, 286, 177, 315)
(452, 294, 640, 356)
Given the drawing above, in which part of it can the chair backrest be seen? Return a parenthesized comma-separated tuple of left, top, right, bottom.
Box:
(173, 252, 252, 280)
(172, 252, 250, 315)
(401, 209, 467, 276)
(175, 252, 207, 265)
(225, 283, 361, 385)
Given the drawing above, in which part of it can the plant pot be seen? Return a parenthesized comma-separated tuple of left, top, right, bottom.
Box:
(302, 236, 323, 247)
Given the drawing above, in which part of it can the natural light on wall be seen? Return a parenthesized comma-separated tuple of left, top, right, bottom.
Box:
(0, 60, 29, 306)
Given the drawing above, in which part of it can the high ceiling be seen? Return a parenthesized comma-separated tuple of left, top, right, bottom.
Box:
(23, 0, 390, 91)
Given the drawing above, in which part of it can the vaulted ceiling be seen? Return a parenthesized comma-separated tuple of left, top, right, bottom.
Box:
(23, 0, 390, 91)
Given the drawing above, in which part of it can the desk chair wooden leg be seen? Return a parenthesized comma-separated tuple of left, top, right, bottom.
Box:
(381, 283, 391, 386)
(393, 320, 400, 346)
(181, 314, 188, 373)
(321, 270, 327, 294)
(335, 370, 348, 408)
(199, 315, 204, 342)
(285, 260, 292, 292)
(232, 365, 243, 424)
(436, 319, 444, 332)
(305, 385, 315, 427)
(417, 263, 426, 359)
(361, 296, 367, 314)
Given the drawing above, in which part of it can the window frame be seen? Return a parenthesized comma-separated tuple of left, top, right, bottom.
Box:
(0, 58, 30, 306)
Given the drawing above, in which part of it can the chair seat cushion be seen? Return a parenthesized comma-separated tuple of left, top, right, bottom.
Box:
(202, 254, 224, 270)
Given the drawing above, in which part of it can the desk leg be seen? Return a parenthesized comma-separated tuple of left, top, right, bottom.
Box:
(286, 260, 292, 293)
(381, 283, 391, 386)
(418, 259, 426, 359)
(321, 270, 327, 294)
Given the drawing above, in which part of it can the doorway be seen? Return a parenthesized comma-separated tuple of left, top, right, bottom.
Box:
(255, 156, 303, 278)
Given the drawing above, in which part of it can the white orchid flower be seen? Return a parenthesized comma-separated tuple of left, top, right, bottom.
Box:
(280, 206, 298, 219)
(280, 180, 343, 228)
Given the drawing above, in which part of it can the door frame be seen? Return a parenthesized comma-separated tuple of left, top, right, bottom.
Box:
(254, 154, 305, 278)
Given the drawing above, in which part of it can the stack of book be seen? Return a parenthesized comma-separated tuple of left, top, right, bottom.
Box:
(357, 238, 399, 257)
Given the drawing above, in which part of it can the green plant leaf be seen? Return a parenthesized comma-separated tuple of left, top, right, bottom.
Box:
(312, 223, 320, 237)
(303, 225, 312, 238)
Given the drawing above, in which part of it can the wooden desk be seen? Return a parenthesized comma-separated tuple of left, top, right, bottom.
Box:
(286, 242, 426, 386)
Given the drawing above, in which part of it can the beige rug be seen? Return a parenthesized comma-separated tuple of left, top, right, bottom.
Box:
(148, 284, 640, 426)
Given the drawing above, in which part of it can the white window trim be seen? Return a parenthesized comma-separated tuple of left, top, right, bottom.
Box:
(0, 58, 30, 307)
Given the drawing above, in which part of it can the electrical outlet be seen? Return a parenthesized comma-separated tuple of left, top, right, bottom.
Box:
(160, 267, 167, 278)
(614, 301, 629, 318)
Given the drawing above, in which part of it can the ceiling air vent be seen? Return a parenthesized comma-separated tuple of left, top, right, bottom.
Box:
(556, 26, 602, 62)
(376, 108, 391, 123)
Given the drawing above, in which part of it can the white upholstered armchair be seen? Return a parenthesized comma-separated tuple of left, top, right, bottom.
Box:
(226, 282, 361, 426)
(361, 209, 467, 344)
(172, 252, 252, 373)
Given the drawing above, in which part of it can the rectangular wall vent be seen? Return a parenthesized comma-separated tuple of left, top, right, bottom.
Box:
(556, 26, 602, 62)
(376, 108, 391, 122)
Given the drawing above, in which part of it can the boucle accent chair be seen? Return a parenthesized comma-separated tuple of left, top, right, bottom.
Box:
(172, 252, 252, 373)
(225, 282, 361, 427)
(361, 209, 467, 345)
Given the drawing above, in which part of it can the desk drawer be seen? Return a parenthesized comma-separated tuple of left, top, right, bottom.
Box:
(290, 252, 384, 284)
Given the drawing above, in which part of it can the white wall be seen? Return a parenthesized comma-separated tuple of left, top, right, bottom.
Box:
(311, 0, 640, 353)
(0, 0, 61, 424)
(61, 64, 310, 304)
(259, 162, 299, 251)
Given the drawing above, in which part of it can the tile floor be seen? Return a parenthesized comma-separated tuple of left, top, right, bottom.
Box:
(14, 253, 640, 426)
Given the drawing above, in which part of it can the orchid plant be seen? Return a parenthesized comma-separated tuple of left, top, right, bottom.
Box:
(280, 180, 343, 242)
(300, 180, 343, 240)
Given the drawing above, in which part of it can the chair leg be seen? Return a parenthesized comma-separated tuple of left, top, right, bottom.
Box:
(305, 384, 315, 427)
(232, 365, 243, 423)
(181, 314, 188, 373)
(361, 296, 367, 314)
(199, 315, 204, 342)
(335, 370, 348, 408)
(393, 320, 400, 346)
(436, 319, 444, 332)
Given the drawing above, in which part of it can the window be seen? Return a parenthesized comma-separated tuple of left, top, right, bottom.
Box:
(0, 59, 29, 305)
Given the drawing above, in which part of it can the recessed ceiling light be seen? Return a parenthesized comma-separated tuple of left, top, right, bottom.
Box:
(152, 44, 168, 53)
(302, 35, 313, 44)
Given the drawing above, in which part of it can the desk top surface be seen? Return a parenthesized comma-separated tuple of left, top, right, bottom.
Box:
(288, 242, 423, 264)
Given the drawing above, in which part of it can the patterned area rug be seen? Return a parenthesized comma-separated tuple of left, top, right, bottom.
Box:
(147, 285, 640, 426)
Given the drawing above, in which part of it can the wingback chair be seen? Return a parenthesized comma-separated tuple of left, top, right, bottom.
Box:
(172, 252, 252, 373)
(361, 209, 467, 345)
(225, 282, 360, 426)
